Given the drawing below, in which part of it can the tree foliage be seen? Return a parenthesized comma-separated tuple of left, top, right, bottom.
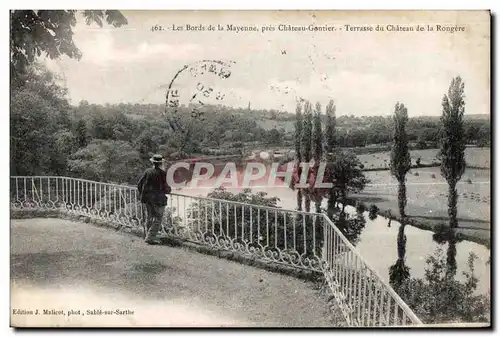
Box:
(395, 248, 490, 324)
(301, 101, 313, 162)
(312, 102, 323, 161)
(10, 65, 73, 176)
(294, 102, 303, 161)
(68, 139, 142, 184)
(333, 210, 367, 245)
(325, 100, 337, 154)
(390, 102, 411, 218)
(10, 10, 127, 84)
(300, 101, 313, 212)
(325, 100, 337, 219)
(187, 188, 320, 257)
(439, 76, 467, 228)
(329, 150, 369, 214)
(294, 102, 303, 211)
(311, 102, 324, 214)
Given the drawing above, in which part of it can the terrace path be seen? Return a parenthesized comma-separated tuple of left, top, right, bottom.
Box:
(11, 218, 335, 327)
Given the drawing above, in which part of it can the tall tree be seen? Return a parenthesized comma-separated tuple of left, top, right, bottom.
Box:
(301, 101, 313, 212)
(439, 76, 466, 229)
(10, 65, 71, 176)
(325, 100, 336, 153)
(390, 102, 411, 219)
(312, 102, 323, 213)
(74, 119, 89, 148)
(10, 10, 127, 85)
(294, 102, 303, 211)
(325, 100, 337, 219)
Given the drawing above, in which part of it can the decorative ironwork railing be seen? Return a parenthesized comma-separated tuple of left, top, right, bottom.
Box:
(10, 176, 422, 327)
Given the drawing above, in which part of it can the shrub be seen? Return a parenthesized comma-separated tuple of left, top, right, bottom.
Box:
(187, 188, 322, 258)
(355, 201, 366, 213)
(414, 172, 419, 176)
(466, 178, 472, 184)
(416, 157, 422, 167)
(368, 204, 379, 220)
(431, 174, 436, 179)
(395, 248, 490, 324)
(416, 139, 428, 150)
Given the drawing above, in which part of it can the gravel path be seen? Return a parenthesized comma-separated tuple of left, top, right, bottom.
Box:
(11, 218, 336, 327)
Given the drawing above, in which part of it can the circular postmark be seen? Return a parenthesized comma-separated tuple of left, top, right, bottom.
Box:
(164, 60, 236, 133)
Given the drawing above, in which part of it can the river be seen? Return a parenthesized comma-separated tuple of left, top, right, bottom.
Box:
(170, 158, 491, 296)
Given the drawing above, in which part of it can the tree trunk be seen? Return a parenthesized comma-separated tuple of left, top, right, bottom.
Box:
(327, 189, 336, 219)
(297, 189, 303, 211)
(397, 180, 407, 219)
(397, 224, 407, 260)
(448, 181, 458, 228)
(304, 194, 311, 213)
(315, 200, 321, 213)
(340, 189, 347, 215)
(314, 201, 324, 256)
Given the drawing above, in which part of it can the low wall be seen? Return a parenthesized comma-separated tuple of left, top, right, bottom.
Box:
(10, 208, 323, 283)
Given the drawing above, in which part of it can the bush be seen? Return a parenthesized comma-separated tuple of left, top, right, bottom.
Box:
(414, 172, 419, 176)
(466, 178, 472, 184)
(416, 157, 422, 167)
(416, 140, 428, 150)
(187, 188, 322, 258)
(355, 201, 366, 213)
(368, 204, 379, 220)
(395, 248, 490, 324)
(431, 174, 436, 179)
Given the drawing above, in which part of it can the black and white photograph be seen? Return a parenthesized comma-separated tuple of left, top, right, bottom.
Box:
(9, 9, 491, 327)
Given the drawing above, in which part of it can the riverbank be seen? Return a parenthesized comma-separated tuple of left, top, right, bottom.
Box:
(350, 197, 489, 247)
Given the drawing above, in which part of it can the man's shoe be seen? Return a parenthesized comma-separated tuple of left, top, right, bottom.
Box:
(145, 237, 159, 244)
(155, 232, 167, 239)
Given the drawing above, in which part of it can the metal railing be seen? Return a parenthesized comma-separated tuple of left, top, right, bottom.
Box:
(10, 176, 422, 327)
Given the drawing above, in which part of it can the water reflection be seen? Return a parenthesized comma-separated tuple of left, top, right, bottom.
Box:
(389, 222, 410, 288)
(171, 159, 490, 296)
(447, 235, 458, 277)
(331, 209, 367, 246)
(431, 225, 460, 277)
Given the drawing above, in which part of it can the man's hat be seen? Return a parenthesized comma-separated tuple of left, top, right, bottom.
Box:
(149, 154, 165, 164)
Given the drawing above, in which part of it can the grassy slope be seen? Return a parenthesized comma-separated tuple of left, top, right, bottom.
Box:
(358, 148, 490, 170)
(352, 167, 491, 246)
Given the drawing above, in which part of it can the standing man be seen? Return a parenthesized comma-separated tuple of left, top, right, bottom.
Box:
(137, 154, 171, 244)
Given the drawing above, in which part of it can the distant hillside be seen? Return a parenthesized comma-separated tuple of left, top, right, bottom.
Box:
(71, 101, 490, 148)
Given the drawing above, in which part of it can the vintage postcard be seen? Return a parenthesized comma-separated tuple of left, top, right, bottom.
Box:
(10, 10, 491, 327)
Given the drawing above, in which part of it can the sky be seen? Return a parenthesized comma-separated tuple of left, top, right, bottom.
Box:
(44, 10, 490, 117)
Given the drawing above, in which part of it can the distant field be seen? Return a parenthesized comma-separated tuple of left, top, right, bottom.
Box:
(358, 147, 490, 170)
(353, 167, 491, 245)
